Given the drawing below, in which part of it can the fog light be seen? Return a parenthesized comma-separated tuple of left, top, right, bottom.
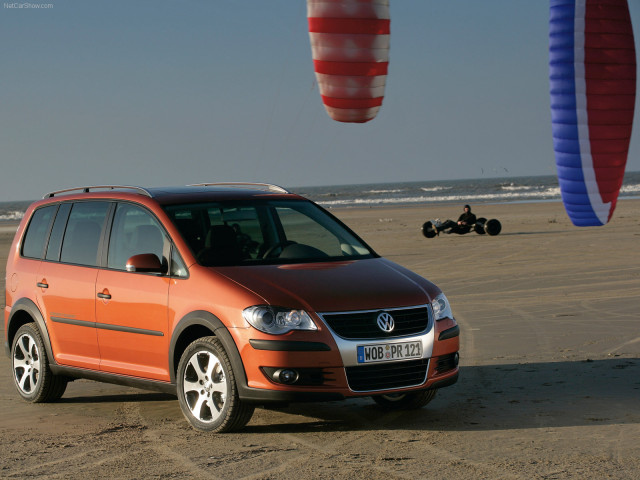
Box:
(454, 352, 459, 367)
(276, 369, 299, 385)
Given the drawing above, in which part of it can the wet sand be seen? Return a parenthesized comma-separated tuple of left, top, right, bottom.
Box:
(1, 200, 639, 479)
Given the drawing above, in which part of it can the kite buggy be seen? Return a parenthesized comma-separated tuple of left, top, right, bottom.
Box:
(422, 217, 502, 238)
(421, 205, 501, 238)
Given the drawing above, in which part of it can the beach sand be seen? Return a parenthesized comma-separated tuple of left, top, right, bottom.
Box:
(1, 200, 639, 479)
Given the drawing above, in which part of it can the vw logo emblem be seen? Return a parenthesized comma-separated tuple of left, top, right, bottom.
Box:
(376, 312, 395, 333)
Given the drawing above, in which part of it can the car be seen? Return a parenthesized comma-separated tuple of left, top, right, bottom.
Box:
(4, 183, 460, 432)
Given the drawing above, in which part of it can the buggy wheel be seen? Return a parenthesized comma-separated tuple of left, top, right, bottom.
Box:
(474, 217, 487, 234)
(421, 221, 437, 238)
(485, 219, 502, 236)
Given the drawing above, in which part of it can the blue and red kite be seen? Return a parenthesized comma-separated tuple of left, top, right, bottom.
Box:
(549, 0, 636, 226)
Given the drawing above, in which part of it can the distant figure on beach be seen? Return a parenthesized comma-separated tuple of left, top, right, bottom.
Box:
(438, 205, 477, 234)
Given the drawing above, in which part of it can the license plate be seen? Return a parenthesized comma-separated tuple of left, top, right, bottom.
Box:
(357, 341, 422, 364)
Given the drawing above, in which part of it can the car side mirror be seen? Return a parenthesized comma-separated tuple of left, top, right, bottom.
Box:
(125, 253, 165, 274)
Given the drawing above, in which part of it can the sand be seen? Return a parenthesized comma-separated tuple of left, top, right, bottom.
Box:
(1, 199, 639, 479)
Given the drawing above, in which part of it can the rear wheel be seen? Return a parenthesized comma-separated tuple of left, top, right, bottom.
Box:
(372, 389, 437, 410)
(11, 323, 68, 402)
(177, 336, 254, 432)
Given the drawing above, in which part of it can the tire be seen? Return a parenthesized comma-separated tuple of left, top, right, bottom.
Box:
(474, 217, 487, 235)
(421, 221, 437, 239)
(485, 219, 502, 236)
(11, 323, 68, 403)
(372, 389, 437, 410)
(176, 336, 254, 432)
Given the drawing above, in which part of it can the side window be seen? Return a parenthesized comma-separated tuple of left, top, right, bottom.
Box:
(60, 202, 110, 267)
(45, 203, 72, 261)
(107, 203, 168, 271)
(170, 246, 188, 278)
(21, 205, 57, 259)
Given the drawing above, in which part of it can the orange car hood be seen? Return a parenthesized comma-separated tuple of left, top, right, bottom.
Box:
(215, 257, 435, 312)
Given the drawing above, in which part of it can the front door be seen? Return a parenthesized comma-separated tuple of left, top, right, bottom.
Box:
(95, 203, 171, 381)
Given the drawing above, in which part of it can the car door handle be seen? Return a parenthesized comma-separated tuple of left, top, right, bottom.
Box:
(37, 282, 49, 289)
(97, 292, 112, 300)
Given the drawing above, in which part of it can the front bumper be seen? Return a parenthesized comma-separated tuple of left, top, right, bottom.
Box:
(232, 309, 459, 403)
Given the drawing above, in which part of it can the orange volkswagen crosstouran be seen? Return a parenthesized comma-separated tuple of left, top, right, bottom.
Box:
(4, 183, 459, 432)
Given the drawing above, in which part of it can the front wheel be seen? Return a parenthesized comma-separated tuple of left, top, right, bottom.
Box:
(176, 336, 254, 432)
(11, 323, 68, 402)
(485, 219, 502, 236)
(372, 389, 437, 410)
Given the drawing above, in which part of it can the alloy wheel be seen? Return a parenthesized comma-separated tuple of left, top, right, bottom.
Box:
(13, 333, 42, 395)
(182, 350, 228, 424)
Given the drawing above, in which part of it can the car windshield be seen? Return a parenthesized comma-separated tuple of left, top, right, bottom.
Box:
(163, 199, 375, 266)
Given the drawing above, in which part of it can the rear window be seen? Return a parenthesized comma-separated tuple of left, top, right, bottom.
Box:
(45, 202, 72, 261)
(21, 205, 57, 259)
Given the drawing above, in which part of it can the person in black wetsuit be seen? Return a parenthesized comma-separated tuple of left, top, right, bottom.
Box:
(438, 205, 477, 234)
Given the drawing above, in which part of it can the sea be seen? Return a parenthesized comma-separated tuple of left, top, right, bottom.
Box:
(1, 172, 640, 222)
(295, 171, 640, 209)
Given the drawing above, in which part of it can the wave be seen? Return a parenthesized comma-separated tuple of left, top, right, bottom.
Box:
(420, 186, 452, 192)
(365, 189, 405, 194)
(620, 183, 640, 193)
(319, 187, 563, 207)
(0, 211, 25, 221)
(501, 184, 537, 191)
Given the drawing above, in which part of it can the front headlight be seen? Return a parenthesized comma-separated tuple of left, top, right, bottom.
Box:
(242, 306, 318, 335)
(431, 293, 453, 321)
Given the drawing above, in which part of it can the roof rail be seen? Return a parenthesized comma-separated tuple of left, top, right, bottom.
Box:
(43, 185, 153, 199)
(188, 182, 291, 194)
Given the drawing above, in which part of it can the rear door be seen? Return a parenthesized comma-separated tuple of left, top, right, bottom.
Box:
(95, 203, 171, 381)
(37, 201, 109, 369)
(18, 204, 58, 315)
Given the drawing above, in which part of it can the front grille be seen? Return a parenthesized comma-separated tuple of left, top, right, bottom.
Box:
(320, 306, 431, 340)
(345, 359, 429, 392)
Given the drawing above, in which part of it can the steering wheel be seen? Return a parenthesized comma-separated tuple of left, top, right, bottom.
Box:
(262, 241, 296, 259)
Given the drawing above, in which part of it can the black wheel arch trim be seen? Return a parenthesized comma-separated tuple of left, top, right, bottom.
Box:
(168, 311, 248, 390)
(6, 298, 56, 363)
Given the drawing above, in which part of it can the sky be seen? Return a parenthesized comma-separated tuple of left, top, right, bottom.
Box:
(1, 1, 639, 202)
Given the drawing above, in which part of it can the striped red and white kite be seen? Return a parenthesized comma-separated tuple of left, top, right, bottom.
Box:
(307, 0, 390, 123)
